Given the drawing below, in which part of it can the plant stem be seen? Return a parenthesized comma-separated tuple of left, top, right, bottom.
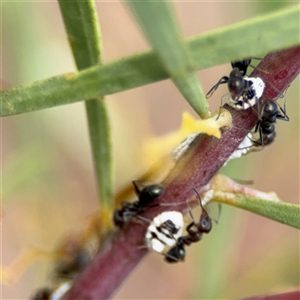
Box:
(63, 46, 300, 300)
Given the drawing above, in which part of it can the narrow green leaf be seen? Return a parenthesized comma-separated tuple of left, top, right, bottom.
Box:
(58, 0, 114, 215)
(215, 195, 300, 229)
(189, 4, 300, 69)
(58, 0, 102, 68)
(2, 5, 299, 117)
(127, 1, 209, 118)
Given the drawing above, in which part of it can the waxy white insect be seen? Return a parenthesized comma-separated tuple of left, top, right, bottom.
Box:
(145, 211, 184, 254)
(227, 76, 265, 110)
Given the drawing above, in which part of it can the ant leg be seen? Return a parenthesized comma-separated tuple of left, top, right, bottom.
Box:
(249, 58, 262, 71)
(265, 81, 285, 98)
(137, 244, 148, 250)
(249, 103, 260, 119)
(147, 202, 160, 209)
(216, 93, 230, 121)
(185, 220, 196, 236)
(251, 122, 259, 135)
(249, 124, 263, 147)
(227, 124, 255, 152)
(135, 214, 151, 224)
(277, 101, 290, 121)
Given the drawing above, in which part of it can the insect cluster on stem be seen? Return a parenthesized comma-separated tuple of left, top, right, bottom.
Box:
(207, 58, 289, 148)
(113, 181, 213, 263)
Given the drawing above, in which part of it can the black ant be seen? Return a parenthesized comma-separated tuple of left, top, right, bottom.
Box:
(164, 188, 213, 263)
(206, 58, 265, 110)
(113, 181, 164, 228)
(52, 240, 91, 284)
(31, 287, 52, 300)
(252, 99, 289, 147)
(30, 234, 92, 300)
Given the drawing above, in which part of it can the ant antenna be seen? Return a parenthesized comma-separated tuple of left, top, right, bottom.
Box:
(191, 187, 201, 202)
(265, 82, 285, 99)
(206, 76, 229, 99)
(192, 187, 221, 224)
(248, 58, 264, 74)
(132, 180, 142, 196)
(276, 100, 290, 122)
(191, 188, 207, 213)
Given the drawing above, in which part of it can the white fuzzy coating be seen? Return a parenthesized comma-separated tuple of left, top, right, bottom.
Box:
(145, 211, 184, 253)
(201, 189, 214, 206)
(228, 76, 265, 110)
(149, 237, 167, 253)
(252, 77, 265, 99)
(152, 211, 184, 231)
(172, 134, 198, 160)
(50, 282, 71, 300)
(223, 133, 253, 166)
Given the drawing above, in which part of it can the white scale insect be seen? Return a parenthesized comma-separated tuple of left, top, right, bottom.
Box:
(31, 282, 72, 300)
(50, 282, 72, 300)
(145, 211, 184, 254)
(171, 134, 197, 161)
(223, 132, 253, 167)
(144, 190, 213, 263)
(227, 76, 265, 110)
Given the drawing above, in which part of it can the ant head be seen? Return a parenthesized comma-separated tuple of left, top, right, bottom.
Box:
(192, 188, 212, 234)
(228, 68, 246, 99)
(198, 209, 212, 234)
(113, 208, 125, 228)
(139, 184, 164, 207)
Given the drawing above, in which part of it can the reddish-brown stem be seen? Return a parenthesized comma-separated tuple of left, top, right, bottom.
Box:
(63, 46, 300, 300)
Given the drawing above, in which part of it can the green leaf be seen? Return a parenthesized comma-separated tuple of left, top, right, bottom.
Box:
(2, 5, 299, 117)
(58, 0, 114, 217)
(58, 0, 102, 68)
(214, 194, 300, 229)
(189, 4, 300, 69)
(127, 1, 209, 118)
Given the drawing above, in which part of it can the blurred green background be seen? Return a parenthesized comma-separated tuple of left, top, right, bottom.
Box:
(2, 2, 299, 299)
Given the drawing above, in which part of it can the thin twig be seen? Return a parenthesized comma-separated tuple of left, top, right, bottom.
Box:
(63, 46, 300, 300)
